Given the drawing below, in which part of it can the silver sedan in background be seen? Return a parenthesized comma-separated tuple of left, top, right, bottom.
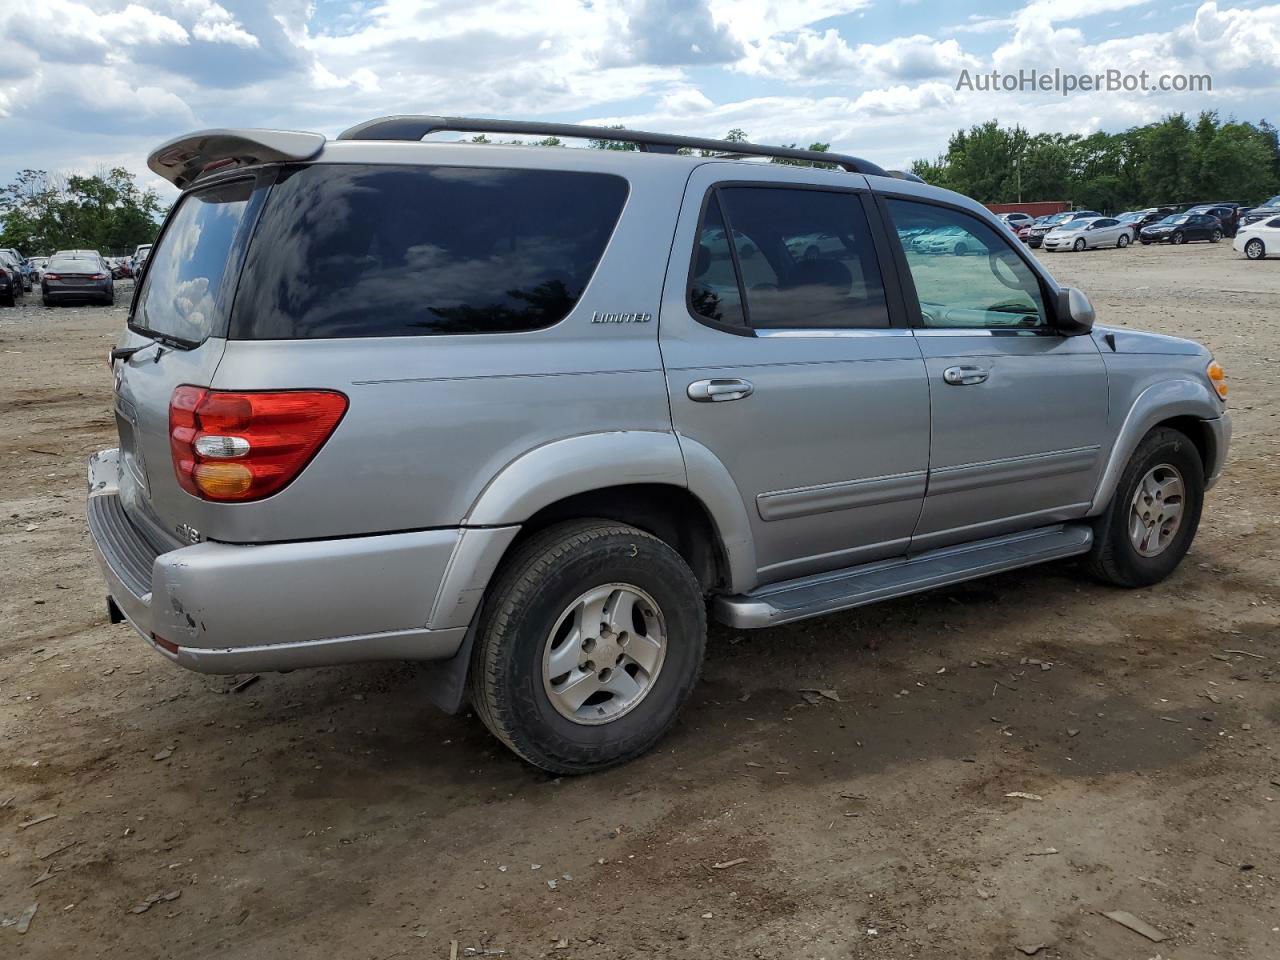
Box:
(1043, 216, 1131, 252)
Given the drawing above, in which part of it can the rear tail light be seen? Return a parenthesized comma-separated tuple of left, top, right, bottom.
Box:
(169, 387, 348, 502)
(44, 273, 61, 280)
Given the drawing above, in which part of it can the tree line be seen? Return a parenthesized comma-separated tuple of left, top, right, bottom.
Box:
(912, 112, 1280, 212)
(0, 167, 166, 256)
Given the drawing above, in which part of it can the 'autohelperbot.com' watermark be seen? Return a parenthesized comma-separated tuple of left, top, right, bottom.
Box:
(956, 68, 1212, 97)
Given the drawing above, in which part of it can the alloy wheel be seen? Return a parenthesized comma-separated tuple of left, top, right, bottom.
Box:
(1128, 464, 1185, 557)
(542, 583, 668, 725)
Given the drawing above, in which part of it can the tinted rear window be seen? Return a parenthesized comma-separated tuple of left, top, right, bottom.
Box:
(231, 164, 629, 339)
(132, 178, 264, 344)
(48, 257, 98, 272)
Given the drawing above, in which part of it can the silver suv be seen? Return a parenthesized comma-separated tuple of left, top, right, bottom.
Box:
(88, 117, 1231, 773)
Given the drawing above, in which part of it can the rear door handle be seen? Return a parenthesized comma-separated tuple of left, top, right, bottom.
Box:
(943, 365, 989, 386)
(687, 378, 754, 402)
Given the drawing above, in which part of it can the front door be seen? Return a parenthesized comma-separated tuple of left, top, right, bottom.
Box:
(661, 165, 931, 586)
(880, 196, 1109, 552)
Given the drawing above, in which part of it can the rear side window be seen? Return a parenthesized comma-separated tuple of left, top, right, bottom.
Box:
(688, 186, 889, 330)
(231, 164, 628, 339)
(132, 178, 263, 344)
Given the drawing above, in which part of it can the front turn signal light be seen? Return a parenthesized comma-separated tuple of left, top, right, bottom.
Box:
(1207, 360, 1227, 400)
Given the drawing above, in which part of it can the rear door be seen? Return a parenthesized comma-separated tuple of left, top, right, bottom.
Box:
(661, 165, 930, 586)
(1091, 218, 1122, 246)
(113, 174, 269, 544)
(877, 194, 1109, 553)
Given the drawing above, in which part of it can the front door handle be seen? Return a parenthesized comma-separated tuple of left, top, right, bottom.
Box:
(942, 365, 989, 386)
(688, 378, 754, 402)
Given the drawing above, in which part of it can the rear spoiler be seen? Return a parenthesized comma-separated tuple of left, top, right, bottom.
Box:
(147, 128, 326, 189)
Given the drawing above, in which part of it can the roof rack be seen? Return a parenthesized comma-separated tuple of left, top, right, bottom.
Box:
(337, 115, 888, 177)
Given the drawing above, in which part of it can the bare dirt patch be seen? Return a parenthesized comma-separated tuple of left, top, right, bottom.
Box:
(2, 242, 1278, 959)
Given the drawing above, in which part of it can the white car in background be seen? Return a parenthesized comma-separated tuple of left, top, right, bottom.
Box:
(1233, 214, 1280, 260)
(1042, 216, 1131, 252)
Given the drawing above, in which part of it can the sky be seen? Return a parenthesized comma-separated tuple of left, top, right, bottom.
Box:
(1, 0, 1278, 199)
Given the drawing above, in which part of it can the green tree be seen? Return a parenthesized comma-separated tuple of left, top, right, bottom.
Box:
(0, 167, 165, 255)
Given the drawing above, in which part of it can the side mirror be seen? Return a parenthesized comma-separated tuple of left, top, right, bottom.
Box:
(1055, 287, 1095, 335)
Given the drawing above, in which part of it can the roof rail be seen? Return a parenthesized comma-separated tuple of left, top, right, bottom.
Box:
(337, 115, 888, 176)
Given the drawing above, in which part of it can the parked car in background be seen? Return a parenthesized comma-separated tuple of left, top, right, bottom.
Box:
(1240, 195, 1280, 228)
(1140, 213, 1223, 245)
(41, 254, 115, 306)
(998, 212, 1035, 232)
(1116, 209, 1171, 240)
(86, 119, 1231, 773)
(1043, 216, 1132, 252)
(0, 252, 22, 305)
(1, 248, 32, 290)
(28, 256, 49, 281)
(1184, 205, 1239, 237)
(130, 243, 153, 277)
(1024, 211, 1101, 247)
(1014, 216, 1048, 244)
(1233, 214, 1280, 260)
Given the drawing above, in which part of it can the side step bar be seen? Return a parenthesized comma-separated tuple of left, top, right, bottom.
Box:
(714, 523, 1093, 629)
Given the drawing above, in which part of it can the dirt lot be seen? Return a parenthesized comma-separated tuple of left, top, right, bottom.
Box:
(2, 242, 1277, 959)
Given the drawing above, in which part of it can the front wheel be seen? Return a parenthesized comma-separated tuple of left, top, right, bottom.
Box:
(1173, 232, 1186, 245)
(469, 520, 707, 774)
(1085, 427, 1205, 588)
(1073, 238, 1086, 252)
(1245, 238, 1266, 260)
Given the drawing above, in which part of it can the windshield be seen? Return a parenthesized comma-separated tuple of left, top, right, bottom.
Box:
(131, 177, 265, 344)
(1166, 216, 1189, 224)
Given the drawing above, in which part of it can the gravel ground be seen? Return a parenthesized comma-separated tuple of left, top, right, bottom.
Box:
(1, 241, 1278, 959)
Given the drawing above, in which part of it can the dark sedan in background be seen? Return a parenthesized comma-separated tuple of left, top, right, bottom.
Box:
(41, 255, 115, 306)
(1139, 213, 1224, 245)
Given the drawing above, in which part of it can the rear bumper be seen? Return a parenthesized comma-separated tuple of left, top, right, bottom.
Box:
(86, 448, 513, 674)
(43, 285, 111, 301)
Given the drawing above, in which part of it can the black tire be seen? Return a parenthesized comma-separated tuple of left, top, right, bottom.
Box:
(1140, 239, 1151, 245)
(1211, 229, 1222, 243)
(1173, 232, 1186, 245)
(41, 296, 54, 308)
(1117, 233, 1130, 248)
(1085, 427, 1205, 588)
(1245, 238, 1266, 260)
(1073, 238, 1086, 252)
(1, 293, 13, 307)
(468, 519, 707, 774)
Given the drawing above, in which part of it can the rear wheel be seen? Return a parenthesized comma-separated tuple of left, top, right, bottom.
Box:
(1211, 229, 1222, 243)
(1085, 427, 1204, 588)
(1117, 233, 1130, 248)
(468, 520, 706, 774)
(1245, 238, 1266, 260)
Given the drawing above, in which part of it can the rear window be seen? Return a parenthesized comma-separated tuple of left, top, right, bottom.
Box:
(47, 257, 98, 272)
(230, 164, 629, 339)
(132, 178, 264, 344)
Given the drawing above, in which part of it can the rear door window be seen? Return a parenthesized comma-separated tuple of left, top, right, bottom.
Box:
(687, 186, 889, 330)
(231, 164, 628, 339)
(132, 177, 264, 345)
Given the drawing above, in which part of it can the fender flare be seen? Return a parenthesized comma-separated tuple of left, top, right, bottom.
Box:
(1088, 378, 1224, 515)
(463, 431, 687, 526)
(459, 430, 757, 596)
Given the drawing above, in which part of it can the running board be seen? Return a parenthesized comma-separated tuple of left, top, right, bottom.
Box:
(714, 523, 1093, 629)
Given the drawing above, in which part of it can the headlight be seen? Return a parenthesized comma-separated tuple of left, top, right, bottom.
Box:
(1207, 360, 1227, 400)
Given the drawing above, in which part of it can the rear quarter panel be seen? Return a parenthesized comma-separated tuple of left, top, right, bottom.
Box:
(198, 153, 686, 543)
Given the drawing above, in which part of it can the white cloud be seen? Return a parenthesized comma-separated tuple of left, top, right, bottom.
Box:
(739, 30, 979, 84)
